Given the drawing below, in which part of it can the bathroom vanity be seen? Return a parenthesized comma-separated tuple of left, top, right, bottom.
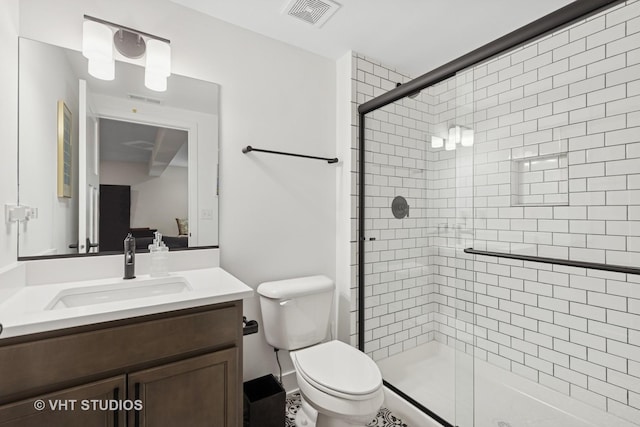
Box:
(0, 302, 241, 426)
(0, 258, 253, 426)
(0, 5, 251, 425)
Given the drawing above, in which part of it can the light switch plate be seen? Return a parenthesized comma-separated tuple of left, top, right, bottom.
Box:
(200, 208, 214, 220)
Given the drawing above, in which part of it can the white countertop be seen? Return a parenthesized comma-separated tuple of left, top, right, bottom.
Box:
(0, 267, 254, 339)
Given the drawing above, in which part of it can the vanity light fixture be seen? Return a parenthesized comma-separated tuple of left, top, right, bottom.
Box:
(452, 125, 462, 145)
(446, 126, 458, 150)
(82, 15, 171, 91)
(82, 20, 115, 80)
(461, 127, 474, 147)
(145, 39, 171, 92)
(431, 125, 474, 151)
(444, 135, 456, 151)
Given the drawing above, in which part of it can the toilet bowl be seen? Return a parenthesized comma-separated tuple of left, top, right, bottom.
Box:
(257, 276, 384, 427)
(291, 340, 384, 427)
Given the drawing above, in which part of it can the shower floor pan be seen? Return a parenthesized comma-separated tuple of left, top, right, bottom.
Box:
(377, 341, 637, 427)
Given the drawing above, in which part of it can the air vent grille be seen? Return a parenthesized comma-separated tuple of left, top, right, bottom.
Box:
(128, 94, 162, 104)
(282, 0, 340, 27)
(121, 140, 154, 150)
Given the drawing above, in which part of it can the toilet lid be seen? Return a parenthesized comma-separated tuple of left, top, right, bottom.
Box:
(294, 340, 382, 396)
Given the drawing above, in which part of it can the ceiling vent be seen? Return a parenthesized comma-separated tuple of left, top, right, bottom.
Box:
(121, 140, 154, 151)
(128, 93, 163, 104)
(282, 0, 341, 28)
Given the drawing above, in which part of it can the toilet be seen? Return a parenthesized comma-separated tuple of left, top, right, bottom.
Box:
(257, 275, 384, 427)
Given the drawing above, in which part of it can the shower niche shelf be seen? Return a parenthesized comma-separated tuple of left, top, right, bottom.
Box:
(510, 153, 568, 207)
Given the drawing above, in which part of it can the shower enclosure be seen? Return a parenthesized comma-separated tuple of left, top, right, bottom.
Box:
(356, 1, 640, 426)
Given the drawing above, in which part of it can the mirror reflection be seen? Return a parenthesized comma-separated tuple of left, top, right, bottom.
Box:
(18, 37, 219, 258)
(99, 119, 188, 252)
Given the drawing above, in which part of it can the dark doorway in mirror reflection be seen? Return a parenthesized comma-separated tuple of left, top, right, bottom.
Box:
(100, 184, 131, 252)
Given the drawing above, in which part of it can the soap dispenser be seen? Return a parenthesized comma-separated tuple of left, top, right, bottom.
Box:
(148, 231, 169, 277)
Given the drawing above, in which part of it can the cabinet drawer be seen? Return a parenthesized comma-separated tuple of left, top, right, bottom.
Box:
(0, 303, 240, 403)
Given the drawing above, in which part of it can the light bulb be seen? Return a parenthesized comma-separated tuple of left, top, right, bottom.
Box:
(146, 39, 171, 77)
(145, 39, 171, 91)
(87, 57, 115, 81)
(145, 70, 167, 92)
(445, 138, 456, 151)
(82, 20, 113, 62)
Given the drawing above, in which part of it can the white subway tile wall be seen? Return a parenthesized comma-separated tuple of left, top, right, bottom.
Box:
(352, 0, 640, 423)
(350, 53, 436, 360)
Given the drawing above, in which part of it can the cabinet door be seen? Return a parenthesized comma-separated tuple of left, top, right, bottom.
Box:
(128, 348, 239, 427)
(0, 375, 126, 427)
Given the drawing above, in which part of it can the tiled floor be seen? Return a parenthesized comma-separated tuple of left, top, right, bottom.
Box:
(285, 392, 408, 427)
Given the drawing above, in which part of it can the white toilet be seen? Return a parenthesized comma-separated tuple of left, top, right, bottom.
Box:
(257, 275, 384, 427)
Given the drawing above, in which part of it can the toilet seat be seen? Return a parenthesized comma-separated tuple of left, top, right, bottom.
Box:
(292, 340, 382, 401)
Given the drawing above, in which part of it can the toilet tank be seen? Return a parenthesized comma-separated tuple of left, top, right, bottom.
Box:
(257, 275, 334, 351)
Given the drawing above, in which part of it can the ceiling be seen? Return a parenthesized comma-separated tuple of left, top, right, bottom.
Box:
(170, 0, 575, 76)
(100, 118, 188, 169)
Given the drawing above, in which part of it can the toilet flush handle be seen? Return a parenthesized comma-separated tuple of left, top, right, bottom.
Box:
(279, 299, 292, 306)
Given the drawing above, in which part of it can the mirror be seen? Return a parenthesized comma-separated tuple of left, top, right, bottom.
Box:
(18, 37, 219, 258)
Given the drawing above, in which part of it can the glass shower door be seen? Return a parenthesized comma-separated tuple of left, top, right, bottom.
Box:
(360, 67, 475, 426)
(428, 67, 476, 427)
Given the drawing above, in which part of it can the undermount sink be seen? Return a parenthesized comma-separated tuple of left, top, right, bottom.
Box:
(46, 276, 192, 310)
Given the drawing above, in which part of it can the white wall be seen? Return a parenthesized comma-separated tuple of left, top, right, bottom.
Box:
(0, 0, 19, 268)
(17, 0, 337, 385)
(352, 54, 434, 357)
(335, 51, 353, 343)
(100, 161, 188, 236)
(18, 39, 80, 256)
(349, 53, 418, 349)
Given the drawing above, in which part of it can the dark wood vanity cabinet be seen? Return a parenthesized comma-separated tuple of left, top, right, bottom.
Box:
(0, 376, 126, 427)
(128, 349, 237, 426)
(0, 301, 243, 427)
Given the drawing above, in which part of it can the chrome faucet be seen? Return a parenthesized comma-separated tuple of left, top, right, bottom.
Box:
(123, 233, 136, 279)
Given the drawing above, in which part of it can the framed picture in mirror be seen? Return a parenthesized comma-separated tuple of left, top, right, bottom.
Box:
(57, 100, 72, 198)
